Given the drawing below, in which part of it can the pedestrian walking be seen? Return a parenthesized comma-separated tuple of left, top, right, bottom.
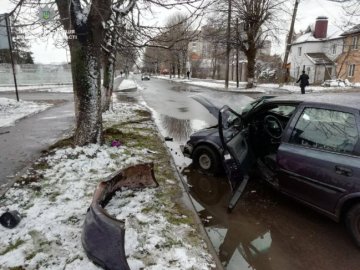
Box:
(187, 70, 190, 80)
(296, 70, 309, 94)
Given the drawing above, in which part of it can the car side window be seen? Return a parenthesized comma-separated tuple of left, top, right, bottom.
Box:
(290, 108, 359, 154)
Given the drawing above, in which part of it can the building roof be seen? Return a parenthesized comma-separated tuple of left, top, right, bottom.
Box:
(305, 53, 333, 65)
(341, 24, 360, 36)
(292, 24, 343, 45)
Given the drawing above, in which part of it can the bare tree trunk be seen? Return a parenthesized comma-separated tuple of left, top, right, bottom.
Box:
(102, 56, 115, 112)
(246, 49, 256, 88)
(69, 41, 103, 145)
(56, 0, 112, 145)
(225, 0, 232, 89)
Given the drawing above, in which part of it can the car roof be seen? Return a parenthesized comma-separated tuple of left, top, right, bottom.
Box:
(266, 93, 360, 110)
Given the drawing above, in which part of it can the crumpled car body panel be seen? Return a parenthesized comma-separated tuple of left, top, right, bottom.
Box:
(82, 163, 158, 270)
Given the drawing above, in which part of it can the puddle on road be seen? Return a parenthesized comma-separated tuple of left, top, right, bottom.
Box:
(170, 84, 192, 92)
(157, 114, 209, 143)
(182, 167, 360, 270)
(178, 107, 189, 113)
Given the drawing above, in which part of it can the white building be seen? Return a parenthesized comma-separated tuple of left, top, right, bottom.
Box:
(289, 17, 344, 84)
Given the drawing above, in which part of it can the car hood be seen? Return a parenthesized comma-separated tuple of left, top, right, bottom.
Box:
(191, 93, 254, 119)
(190, 126, 219, 139)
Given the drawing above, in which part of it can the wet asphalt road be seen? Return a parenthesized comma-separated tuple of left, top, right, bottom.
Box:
(0, 92, 75, 195)
(125, 76, 360, 270)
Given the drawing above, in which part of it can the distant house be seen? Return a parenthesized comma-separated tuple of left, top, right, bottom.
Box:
(336, 24, 360, 83)
(289, 17, 344, 84)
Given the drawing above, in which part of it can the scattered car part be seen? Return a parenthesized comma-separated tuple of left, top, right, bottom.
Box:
(82, 163, 158, 270)
(0, 210, 21, 228)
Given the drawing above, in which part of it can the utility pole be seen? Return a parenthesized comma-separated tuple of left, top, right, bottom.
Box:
(236, 17, 239, 88)
(5, 14, 19, 101)
(280, 0, 300, 87)
(225, 0, 232, 89)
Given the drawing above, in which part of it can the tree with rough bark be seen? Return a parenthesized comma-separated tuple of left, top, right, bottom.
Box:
(232, 0, 286, 88)
(142, 12, 199, 78)
(204, 0, 286, 88)
(9, 0, 208, 146)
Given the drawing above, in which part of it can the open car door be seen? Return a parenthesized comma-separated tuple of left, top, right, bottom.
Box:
(218, 106, 252, 211)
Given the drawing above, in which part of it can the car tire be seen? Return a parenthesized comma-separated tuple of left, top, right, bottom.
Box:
(193, 145, 221, 174)
(345, 203, 360, 247)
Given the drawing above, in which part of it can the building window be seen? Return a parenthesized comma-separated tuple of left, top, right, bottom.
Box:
(192, 42, 197, 48)
(298, 47, 302, 56)
(332, 44, 336, 54)
(348, 64, 355, 77)
(352, 36, 359, 49)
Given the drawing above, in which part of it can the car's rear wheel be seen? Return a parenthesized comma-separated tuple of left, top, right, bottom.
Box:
(345, 203, 360, 247)
(193, 145, 221, 174)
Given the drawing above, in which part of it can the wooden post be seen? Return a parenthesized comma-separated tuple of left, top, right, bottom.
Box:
(225, 0, 232, 89)
(5, 14, 19, 101)
(280, 0, 300, 86)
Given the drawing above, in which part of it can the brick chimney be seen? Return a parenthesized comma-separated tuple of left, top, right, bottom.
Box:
(314, 16, 328, 39)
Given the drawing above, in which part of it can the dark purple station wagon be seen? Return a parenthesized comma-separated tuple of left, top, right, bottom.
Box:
(182, 93, 360, 246)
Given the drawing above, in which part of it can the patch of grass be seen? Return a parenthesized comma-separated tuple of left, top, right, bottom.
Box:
(48, 136, 74, 151)
(0, 239, 25, 255)
(134, 109, 151, 118)
(48, 191, 61, 202)
(66, 215, 80, 225)
(25, 251, 37, 261)
(109, 153, 119, 159)
(89, 168, 98, 174)
(16, 172, 43, 186)
(9, 267, 26, 270)
(33, 160, 50, 170)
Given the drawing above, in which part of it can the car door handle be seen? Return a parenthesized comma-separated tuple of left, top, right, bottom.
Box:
(335, 166, 353, 177)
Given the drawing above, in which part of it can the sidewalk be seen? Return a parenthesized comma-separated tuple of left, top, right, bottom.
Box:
(155, 75, 359, 94)
(0, 91, 218, 269)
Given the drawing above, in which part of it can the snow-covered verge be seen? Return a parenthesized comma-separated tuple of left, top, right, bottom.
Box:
(0, 97, 51, 128)
(155, 75, 358, 94)
(116, 79, 137, 91)
(0, 85, 73, 93)
(0, 100, 215, 269)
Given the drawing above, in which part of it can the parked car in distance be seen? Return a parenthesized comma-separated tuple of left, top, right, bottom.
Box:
(182, 93, 360, 246)
(141, 74, 150, 81)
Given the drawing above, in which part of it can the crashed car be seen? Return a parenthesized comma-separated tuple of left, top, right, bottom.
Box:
(182, 93, 360, 246)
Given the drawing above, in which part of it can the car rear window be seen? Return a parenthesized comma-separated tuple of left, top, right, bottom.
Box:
(290, 108, 359, 154)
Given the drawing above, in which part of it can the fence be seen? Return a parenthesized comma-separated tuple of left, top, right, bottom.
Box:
(0, 64, 73, 85)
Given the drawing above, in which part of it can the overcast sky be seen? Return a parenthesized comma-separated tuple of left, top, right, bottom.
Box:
(0, 0, 346, 64)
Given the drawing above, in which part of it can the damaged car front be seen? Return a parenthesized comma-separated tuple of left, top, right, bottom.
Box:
(185, 93, 360, 247)
(181, 95, 273, 174)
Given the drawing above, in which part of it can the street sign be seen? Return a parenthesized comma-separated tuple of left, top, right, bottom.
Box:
(0, 14, 9, 49)
(38, 5, 55, 23)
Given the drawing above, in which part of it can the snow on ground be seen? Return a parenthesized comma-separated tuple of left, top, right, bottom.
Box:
(116, 79, 137, 91)
(0, 97, 51, 128)
(0, 100, 215, 270)
(155, 75, 357, 94)
(0, 84, 73, 93)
